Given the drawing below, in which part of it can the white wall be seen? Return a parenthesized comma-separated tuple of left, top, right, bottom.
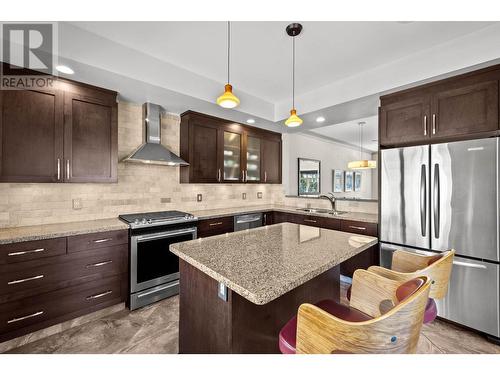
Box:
(283, 133, 376, 199)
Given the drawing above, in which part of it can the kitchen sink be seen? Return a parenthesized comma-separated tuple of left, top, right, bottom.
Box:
(296, 208, 347, 216)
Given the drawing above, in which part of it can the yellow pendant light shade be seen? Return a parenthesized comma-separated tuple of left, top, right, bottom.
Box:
(348, 121, 377, 170)
(217, 22, 240, 109)
(217, 84, 240, 108)
(285, 109, 303, 127)
(284, 23, 303, 128)
(347, 159, 377, 170)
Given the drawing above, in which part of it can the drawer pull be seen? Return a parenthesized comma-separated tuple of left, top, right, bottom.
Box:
(8, 248, 45, 257)
(86, 290, 113, 300)
(209, 222, 223, 226)
(304, 219, 317, 223)
(8, 274, 44, 285)
(349, 225, 366, 231)
(92, 238, 113, 244)
(7, 311, 44, 324)
(85, 260, 113, 269)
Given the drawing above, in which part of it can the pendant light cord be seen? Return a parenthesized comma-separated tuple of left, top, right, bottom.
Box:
(292, 35, 295, 109)
(227, 21, 230, 84)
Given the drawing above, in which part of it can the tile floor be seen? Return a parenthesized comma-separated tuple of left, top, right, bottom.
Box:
(4, 285, 500, 354)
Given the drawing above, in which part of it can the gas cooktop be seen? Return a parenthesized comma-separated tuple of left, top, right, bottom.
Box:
(119, 210, 197, 229)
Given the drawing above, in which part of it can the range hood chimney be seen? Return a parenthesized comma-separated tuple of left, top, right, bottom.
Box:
(123, 103, 188, 166)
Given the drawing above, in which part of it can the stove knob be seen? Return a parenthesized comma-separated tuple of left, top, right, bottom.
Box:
(134, 219, 140, 225)
(147, 218, 152, 224)
(141, 218, 147, 224)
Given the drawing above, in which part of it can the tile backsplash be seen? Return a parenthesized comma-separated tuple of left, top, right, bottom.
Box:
(0, 102, 284, 228)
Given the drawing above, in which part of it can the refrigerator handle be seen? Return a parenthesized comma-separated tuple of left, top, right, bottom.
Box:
(433, 163, 440, 239)
(420, 164, 427, 237)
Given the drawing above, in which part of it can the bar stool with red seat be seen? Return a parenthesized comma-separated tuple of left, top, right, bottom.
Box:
(279, 269, 431, 354)
(364, 249, 454, 324)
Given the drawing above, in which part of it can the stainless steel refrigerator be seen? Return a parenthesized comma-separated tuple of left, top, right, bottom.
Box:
(380, 137, 500, 340)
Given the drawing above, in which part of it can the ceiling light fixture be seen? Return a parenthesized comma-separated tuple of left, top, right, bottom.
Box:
(216, 21, 240, 109)
(348, 121, 377, 170)
(55, 65, 74, 74)
(284, 23, 303, 128)
(316, 116, 325, 123)
(246, 119, 255, 124)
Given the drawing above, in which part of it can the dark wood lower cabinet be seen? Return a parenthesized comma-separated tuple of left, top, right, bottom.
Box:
(197, 216, 234, 238)
(179, 259, 339, 354)
(0, 230, 128, 343)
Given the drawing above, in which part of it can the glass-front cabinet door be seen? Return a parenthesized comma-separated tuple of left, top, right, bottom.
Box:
(246, 136, 261, 182)
(223, 131, 242, 182)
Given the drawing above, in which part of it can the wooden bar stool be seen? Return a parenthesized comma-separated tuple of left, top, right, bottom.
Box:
(279, 269, 431, 354)
(366, 249, 454, 323)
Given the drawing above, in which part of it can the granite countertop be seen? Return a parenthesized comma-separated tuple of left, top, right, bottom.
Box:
(170, 222, 378, 305)
(191, 204, 378, 224)
(0, 218, 129, 245)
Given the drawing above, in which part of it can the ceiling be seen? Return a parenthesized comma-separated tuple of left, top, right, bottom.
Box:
(70, 21, 494, 103)
(310, 116, 378, 152)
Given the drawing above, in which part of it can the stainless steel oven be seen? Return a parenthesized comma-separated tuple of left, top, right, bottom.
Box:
(119, 210, 198, 310)
(130, 226, 197, 310)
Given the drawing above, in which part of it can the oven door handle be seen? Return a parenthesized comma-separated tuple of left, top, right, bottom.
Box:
(135, 227, 197, 242)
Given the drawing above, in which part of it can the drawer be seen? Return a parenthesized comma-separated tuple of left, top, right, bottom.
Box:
(0, 275, 121, 335)
(67, 230, 128, 253)
(0, 244, 127, 297)
(197, 216, 234, 238)
(340, 220, 378, 237)
(0, 238, 66, 265)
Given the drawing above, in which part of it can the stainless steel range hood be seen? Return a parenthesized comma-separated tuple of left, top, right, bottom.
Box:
(123, 103, 189, 166)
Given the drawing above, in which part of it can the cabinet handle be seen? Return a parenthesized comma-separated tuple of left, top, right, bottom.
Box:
(8, 311, 44, 324)
(349, 225, 366, 231)
(423, 115, 427, 136)
(92, 238, 112, 244)
(86, 290, 112, 301)
(217, 168, 221, 182)
(66, 159, 71, 180)
(85, 260, 113, 269)
(264, 171, 267, 183)
(8, 248, 45, 257)
(8, 274, 44, 285)
(57, 158, 61, 181)
(209, 222, 223, 226)
(432, 114, 437, 135)
(304, 219, 317, 223)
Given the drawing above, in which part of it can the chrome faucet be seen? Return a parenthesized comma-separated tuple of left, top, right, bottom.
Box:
(319, 192, 337, 212)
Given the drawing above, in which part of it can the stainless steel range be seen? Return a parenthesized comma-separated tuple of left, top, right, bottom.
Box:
(119, 210, 197, 310)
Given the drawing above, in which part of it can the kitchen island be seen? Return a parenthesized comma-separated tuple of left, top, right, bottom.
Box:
(170, 222, 378, 353)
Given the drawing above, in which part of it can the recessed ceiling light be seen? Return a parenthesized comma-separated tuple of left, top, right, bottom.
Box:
(316, 116, 325, 123)
(246, 119, 255, 124)
(56, 65, 74, 75)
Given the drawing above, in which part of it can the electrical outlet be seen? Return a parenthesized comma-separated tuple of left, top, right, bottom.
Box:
(242, 193, 247, 200)
(257, 192, 263, 199)
(72, 198, 82, 210)
(197, 194, 203, 202)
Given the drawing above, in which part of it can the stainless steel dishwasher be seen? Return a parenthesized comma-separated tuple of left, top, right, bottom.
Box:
(234, 213, 263, 231)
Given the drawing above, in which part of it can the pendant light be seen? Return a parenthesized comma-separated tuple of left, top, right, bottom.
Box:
(284, 23, 303, 127)
(348, 122, 377, 170)
(217, 21, 240, 109)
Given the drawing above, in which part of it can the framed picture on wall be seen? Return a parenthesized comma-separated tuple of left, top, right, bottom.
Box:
(344, 171, 354, 192)
(333, 170, 344, 192)
(354, 172, 362, 191)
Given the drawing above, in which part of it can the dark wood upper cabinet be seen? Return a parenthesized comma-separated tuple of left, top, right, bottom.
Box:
(0, 88, 64, 182)
(379, 95, 431, 146)
(63, 87, 118, 183)
(430, 79, 498, 139)
(180, 111, 282, 184)
(0, 65, 118, 183)
(380, 64, 500, 147)
(262, 138, 282, 184)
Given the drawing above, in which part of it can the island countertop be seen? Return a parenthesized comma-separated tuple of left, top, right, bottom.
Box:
(170, 222, 378, 305)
